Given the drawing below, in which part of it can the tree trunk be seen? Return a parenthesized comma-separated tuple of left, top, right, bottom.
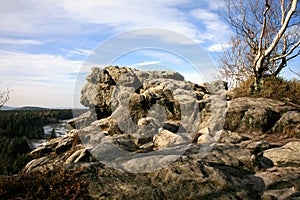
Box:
(251, 0, 298, 92)
(252, 57, 264, 93)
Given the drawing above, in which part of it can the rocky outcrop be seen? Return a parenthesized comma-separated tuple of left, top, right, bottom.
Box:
(272, 111, 300, 137)
(23, 130, 96, 173)
(224, 97, 293, 134)
(264, 141, 300, 167)
(22, 66, 300, 199)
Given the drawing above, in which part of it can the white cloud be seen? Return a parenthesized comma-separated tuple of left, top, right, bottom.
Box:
(0, 50, 82, 107)
(141, 51, 185, 65)
(60, 0, 205, 43)
(0, 1, 232, 48)
(190, 8, 232, 50)
(132, 61, 162, 67)
(181, 71, 205, 83)
(203, 0, 224, 10)
(0, 38, 43, 45)
(0, 1, 204, 43)
(207, 43, 232, 52)
(190, 8, 219, 21)
(62, 48, 96, 56)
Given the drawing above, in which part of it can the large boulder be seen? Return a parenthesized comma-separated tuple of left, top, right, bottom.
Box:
(264, 141, 300, 167)
(272, 111, 300, 137)
(224, 97, 293, 134)
(153, 129, 186, 149)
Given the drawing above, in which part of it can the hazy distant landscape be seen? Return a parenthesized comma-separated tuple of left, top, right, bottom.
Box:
(0, 108, 86, 175)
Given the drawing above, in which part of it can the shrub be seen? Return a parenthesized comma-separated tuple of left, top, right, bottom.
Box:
(232, 76, 300, 105)
(0, 166, 91, 200)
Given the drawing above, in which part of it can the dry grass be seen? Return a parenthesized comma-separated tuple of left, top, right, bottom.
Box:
(0, 166, 91, 200)
(232, 76, 300, 105)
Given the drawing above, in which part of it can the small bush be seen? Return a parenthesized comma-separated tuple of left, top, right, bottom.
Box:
(0, 166, 91, 200)
(232, 76, 300, 105)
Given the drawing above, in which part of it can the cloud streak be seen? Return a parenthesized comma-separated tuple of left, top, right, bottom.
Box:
(0, 38, 43, 45)
(0, 50, 82, 107)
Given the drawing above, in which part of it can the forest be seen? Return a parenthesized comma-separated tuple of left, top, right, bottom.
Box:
(0, 109, 85, 175)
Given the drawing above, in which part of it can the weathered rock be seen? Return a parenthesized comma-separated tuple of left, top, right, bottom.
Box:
(153, 129, 186, 149)
(64, 148, 87, 165)
(272, 111, 300, 137)
(264, 141, 300, 167)
(18, 67, 300, 199)
(224, 97, 292, 134)
(30, 146, 52, 158)
(219, 130, 250, 144)
(23, 130, 95, 173)
(254, 167, 300, 200)
(67, 110, 97, 129)
(91, 116, 123, 136)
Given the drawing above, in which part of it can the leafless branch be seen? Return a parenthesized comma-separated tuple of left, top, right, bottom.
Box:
(289, 67, 300, 78)
(0, 87, 10, 108)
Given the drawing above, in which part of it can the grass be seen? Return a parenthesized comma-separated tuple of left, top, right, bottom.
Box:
(0, 166, 91, 200)
(232, 76, 300, 105)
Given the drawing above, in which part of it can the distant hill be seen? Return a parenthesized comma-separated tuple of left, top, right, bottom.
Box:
(0, 106, 15, 110)
(0, 106, 49, 111)
(14, 106, 49, 111)
(0, 106, 83, 111)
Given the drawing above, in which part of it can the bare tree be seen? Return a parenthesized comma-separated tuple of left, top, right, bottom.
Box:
(219, 0, 300, 91)
(218, 36, 253, 87)
(0, 86, 9, 108)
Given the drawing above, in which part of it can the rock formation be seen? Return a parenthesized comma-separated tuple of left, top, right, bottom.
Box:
(23, 66, 300, 199)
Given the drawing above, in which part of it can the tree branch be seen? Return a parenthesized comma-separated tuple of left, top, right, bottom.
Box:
(287, 48, 300, 61)
(271, 39, 300, 61)
(263, 0, 298, 57)
(259, 0, 270, 53)
(0, 87, 10, 108)
(289, 67, 300, 78)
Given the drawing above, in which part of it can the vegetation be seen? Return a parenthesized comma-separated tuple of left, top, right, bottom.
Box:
(0, 109, 86, 175)
(0, 136, 31, 175)
(232, 76, 300, 105)
(0, 166, 91, 200)
(219, 0, 300, 90)
(0, 109, 74, 138)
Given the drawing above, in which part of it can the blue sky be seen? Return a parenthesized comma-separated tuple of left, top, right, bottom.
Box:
(0, 0, 298, 108)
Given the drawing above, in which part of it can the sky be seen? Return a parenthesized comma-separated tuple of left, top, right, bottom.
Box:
(0, 0, 298, 108)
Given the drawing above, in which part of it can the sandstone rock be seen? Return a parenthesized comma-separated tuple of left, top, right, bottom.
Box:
(55, 136, 74, 153)
(197, 127, 211, 143)
(245, 140, 272, 154)
(17, 67, 300, 199)
(219, 130, 250, 144)
(264, 141, 300, 167)
(224, 97, 292, 134)
(110, 134, 138, 152)
(30, 146, 52, 158)
(153, 129, 186, 149)
(67, 110, 97, 129)
(254, 167, 300, 200)
(272, 111, 300, 137)
(91, 116, 123, 136)
(139, 141, 154, 149)
(64, 148, 89, 165)
(23, 157, 52, 173)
